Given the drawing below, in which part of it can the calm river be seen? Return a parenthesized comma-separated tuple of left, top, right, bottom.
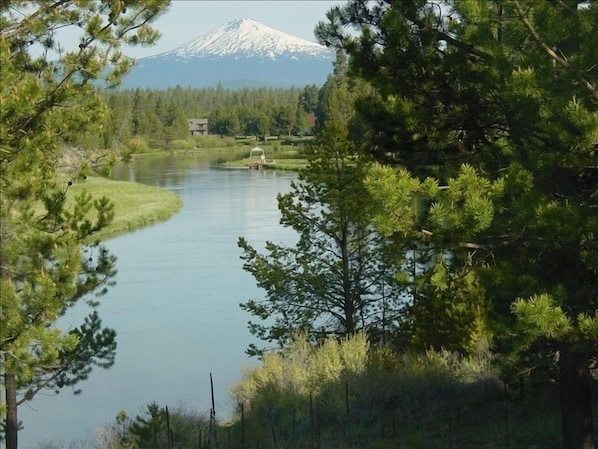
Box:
(19, 152, 297, 448)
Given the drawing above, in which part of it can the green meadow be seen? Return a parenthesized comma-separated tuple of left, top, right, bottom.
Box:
(69, 176, 183, 241)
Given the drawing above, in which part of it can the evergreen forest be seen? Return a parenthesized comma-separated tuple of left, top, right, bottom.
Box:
(80, 85, 320, 152)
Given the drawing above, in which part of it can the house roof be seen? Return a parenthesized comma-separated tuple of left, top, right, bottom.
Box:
(188, 118, 208, 126)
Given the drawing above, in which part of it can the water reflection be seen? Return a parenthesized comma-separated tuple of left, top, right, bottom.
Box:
(19, 154, 297, 448)
(112, 150, 247, 188)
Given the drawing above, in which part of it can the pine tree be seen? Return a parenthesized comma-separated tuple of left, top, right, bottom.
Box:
(238, 64, 406, 354)
(0, 1, 169, 446)
(317, 1, 597, 448)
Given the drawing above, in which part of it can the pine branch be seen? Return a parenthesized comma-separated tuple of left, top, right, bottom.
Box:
(513, 0, 598, 102)
(0, 0, 71, 40)
(386, 0, 492, 61)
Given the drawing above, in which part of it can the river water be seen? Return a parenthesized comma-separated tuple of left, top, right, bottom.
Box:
(19, 153, 297, 448)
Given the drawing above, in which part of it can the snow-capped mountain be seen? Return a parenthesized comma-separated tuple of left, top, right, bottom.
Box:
(156, 18, 332, 60)
(122, 19, 335, 89)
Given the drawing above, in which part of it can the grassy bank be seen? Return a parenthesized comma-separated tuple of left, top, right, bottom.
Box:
(130, 134, 312, 171)
(224, 147, 310, 171)
(68, 140, 305, 242)
(69, 176, 183, 241)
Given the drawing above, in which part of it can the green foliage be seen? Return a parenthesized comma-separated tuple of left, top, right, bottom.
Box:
(238, 66, 406, 354)
(299, 84, 320, 113)
(227, 333, 565, 448)
(363, 163, 494, 354)
(113, 402, 207, 449)
(512, 294, 573, 341)
(230, 334, 371, 440)
(0, 0, 169, 445)
(189, 135, 237, 149)
(316, 0, 598, 446)
(367, 164, 500, 242)
(124, 138, 153, 155)
(100, 86, 317, 149)
(168, 135, 237, 151)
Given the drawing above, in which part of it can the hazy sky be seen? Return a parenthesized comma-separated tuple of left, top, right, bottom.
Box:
(129, 1, 346, 58)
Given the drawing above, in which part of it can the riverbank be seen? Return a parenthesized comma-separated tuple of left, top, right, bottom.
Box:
(67, 144, 304, 242)
(70, 176, 183, 241)
(223, 147, 309, 171)
(134, 136, 311, 171)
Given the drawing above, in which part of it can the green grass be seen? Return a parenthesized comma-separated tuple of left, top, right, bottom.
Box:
(224, 147, 310, 170)
(141, 145, 250, 157)
(69, 176, 183, 241)
(226, 157, 309, 171)
(129, 137, 313, 170)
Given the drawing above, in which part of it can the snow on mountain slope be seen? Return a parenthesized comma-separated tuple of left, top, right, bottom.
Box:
(149, 18, 333, 60)
(123, 19, 334, 89)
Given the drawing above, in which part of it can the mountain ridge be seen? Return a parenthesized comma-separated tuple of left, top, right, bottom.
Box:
(148, 18, 332, 60)
(121, 18, 334, 89)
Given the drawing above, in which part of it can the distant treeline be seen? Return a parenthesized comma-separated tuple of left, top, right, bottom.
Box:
(79, 85, 322, 151)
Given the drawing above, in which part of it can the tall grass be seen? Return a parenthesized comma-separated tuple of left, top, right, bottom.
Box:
(222, 334, 566, 449)
(60, 337, 589, 448)
(170, 135, 238, 150)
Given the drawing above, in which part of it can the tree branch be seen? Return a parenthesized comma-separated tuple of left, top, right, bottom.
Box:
(385, 0, 492, 61)
(513, 0, 598, 102)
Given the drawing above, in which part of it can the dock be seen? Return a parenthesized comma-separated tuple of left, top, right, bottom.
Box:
(245, 147, 275, 170)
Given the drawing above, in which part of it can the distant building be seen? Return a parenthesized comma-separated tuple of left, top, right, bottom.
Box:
(188, 118, 208, 136)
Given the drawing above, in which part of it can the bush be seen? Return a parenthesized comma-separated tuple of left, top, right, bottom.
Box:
(100, 402, 208, 449)
(169, 138, 197, 150)
(227, 333, 536, 448)
(192, 135, 236, 148)
(126, 137, 151, 154)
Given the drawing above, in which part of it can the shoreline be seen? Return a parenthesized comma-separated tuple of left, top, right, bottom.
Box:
(74, 145, 307, 242)
(70, 176, 183, 242)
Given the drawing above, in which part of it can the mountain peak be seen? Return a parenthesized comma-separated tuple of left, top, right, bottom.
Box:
(126, 19, 335, 89)
(153, 18, 332, 60)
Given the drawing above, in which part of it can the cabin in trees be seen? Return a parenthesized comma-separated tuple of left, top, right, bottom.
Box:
(188, 118, 209, 136)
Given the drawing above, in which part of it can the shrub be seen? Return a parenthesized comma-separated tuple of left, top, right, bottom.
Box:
(226, 334, 564, 448)
(169, 138, 197, 150)
(192, 135, 236, 148)
(126, 137, 151, 154)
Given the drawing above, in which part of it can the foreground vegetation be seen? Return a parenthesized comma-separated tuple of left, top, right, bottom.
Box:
(1, 2, 170, 447)
(91, 334, 593, 449)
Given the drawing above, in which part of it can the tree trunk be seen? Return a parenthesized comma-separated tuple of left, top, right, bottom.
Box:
(5, 372, 18, 449)
(559, 344, 594, 449)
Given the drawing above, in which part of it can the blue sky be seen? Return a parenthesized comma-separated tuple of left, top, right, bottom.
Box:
(129, 1, 346, 58)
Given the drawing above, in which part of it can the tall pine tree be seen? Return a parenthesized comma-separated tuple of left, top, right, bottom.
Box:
(238, 60, 405, 354)
(0, 1, 169, 446)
